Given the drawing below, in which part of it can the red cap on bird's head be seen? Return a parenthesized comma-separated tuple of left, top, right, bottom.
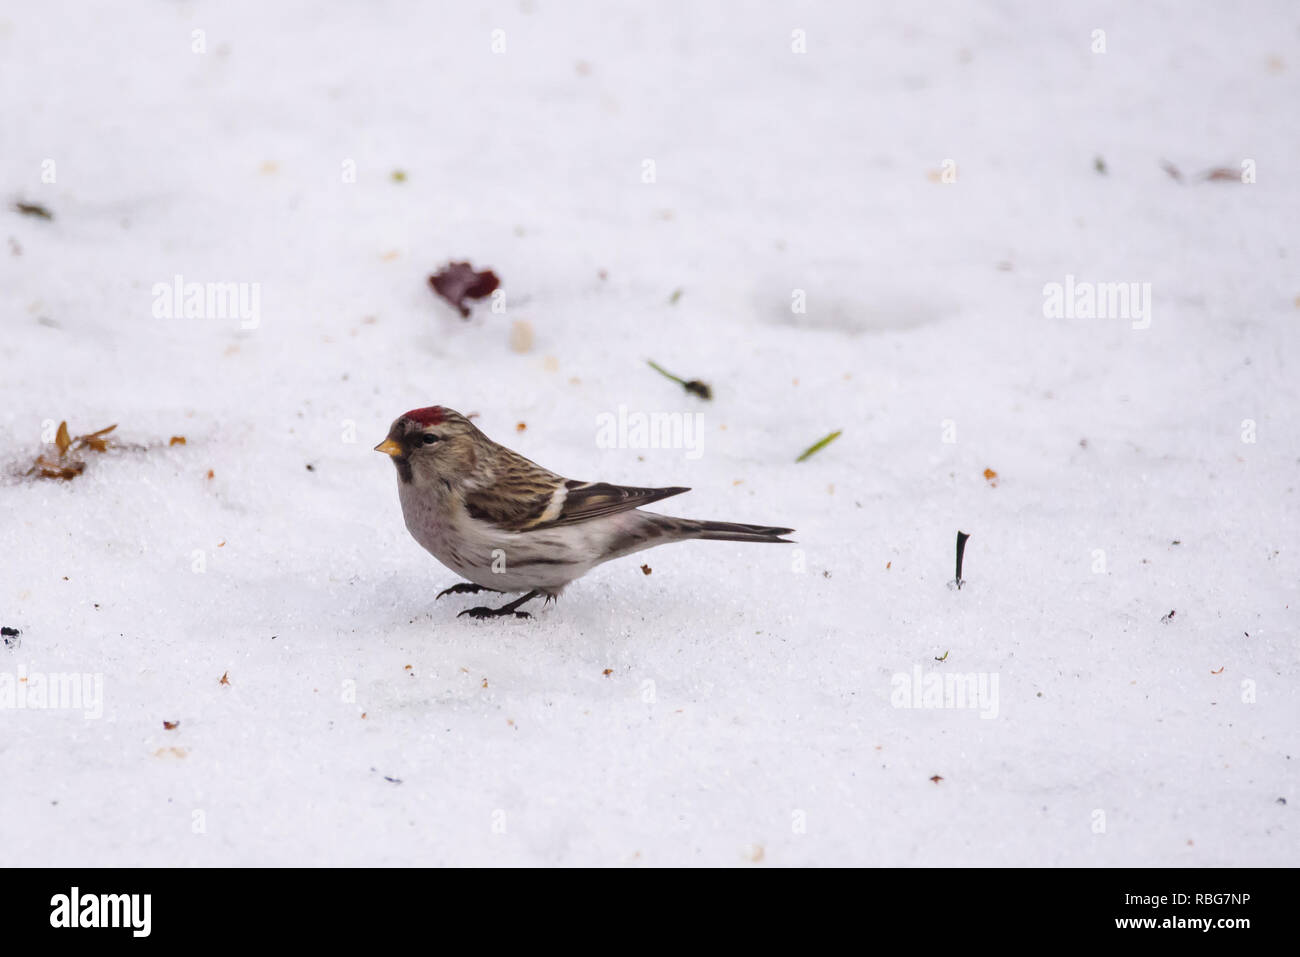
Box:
(403, 406, 445, 426)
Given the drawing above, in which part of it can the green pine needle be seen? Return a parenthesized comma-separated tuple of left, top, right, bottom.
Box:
(796, 430, 842, 462)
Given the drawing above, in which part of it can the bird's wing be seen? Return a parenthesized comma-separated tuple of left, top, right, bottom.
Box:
(462, 457, 566, 531)
(546, 481, 691, 528)
(464, 478, 690, 532)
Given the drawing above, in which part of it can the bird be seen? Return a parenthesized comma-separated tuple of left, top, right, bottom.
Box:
(375, 406, 795, 619)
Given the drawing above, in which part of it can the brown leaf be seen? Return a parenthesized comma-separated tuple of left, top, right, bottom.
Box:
(68, 423, 116, 455)
(14, 202, 53, 220)
(428, 262, 500, 318)
(163, 720, 179, 730)
(640, 564, 652, 575)
(169, 435, 187, 446)
(29, 454, 84, 481)
(1202, 167, 1241, 183)
(55, 421, 71, 455)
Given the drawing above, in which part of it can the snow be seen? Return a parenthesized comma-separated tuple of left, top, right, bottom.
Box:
(1, 0, 1296, 866)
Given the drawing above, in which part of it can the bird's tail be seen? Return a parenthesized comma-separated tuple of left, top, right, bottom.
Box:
(672, 518, 796, 544)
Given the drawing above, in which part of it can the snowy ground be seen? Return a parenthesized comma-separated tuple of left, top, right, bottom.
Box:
(1, 1, 1297, 866)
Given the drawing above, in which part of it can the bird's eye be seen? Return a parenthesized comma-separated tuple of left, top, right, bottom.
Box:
(421, 434, 440, 445)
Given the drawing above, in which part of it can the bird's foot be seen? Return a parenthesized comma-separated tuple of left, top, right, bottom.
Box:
(436, 582, 498, 600)
(458, 606, 531, 620)
(456, 589, 542, 621)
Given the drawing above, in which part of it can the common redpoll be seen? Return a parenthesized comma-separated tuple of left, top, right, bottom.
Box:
(375, 406, 795, 619)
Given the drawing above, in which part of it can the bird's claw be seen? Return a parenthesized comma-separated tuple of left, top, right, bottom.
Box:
(457, 606, 533, 620)
(453, 588, 542, 620)
(437, 583, 490, 600)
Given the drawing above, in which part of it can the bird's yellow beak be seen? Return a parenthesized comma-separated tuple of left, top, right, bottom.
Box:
(374, 438, 404, 457)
